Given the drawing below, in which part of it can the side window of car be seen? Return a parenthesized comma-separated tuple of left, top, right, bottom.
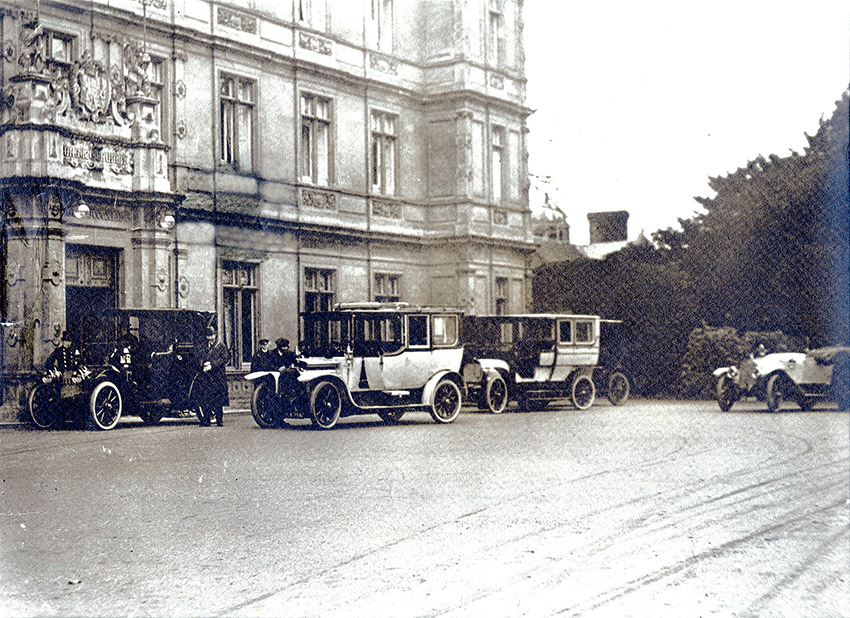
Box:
(575, 320, 594, 344)
(431, 315, 458, 347)
(558, 320, 572, 344)
(408, 315, 429, 348)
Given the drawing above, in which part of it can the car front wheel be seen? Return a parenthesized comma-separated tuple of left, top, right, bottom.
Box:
(429, 378, 462, 424)
(88, 381, 123, 430)
(251, 381, 281, 428)
(716, 375, 738, 412)
(310, 381, 342, 430)
(766, 374, 785, 412)
(571, 375, 596, 410)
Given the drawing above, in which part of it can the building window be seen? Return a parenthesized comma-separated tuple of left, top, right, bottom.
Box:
(491, 125, 505, 203)
(305, 267, 335, 312)
(375, 273, 400, 303)
(371, 110, 397, 195)
(300, 93, 331, 185)
(47, 30, 74, 64)
(147, 55, 165, 136)
(220, 74, 255, 171)
(223, 261, 258, 368)
(370, 0, 394, 52)
(495, 277, 508, 315)
(489, 0, 505, 66)
(298, 0, 327, 30)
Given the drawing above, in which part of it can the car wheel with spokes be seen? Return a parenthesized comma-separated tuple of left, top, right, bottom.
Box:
(607, 371, 630, 406)
(766, 374, 785, 412)
(28, 384, 63, 429)
(429, 378, 462, 424)
(87, 381, 122, 430)
(251, 381, 281, 428)
(310, 380, 342, 429)
(570, 375, 596, 410)
(715, 375, 738, 412)
(482, 374, 508, 414)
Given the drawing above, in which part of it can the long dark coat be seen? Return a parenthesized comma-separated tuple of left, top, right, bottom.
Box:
(198, 340, 230, 408)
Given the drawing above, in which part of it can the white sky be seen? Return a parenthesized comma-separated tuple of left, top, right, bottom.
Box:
(523, 1, 850, 244)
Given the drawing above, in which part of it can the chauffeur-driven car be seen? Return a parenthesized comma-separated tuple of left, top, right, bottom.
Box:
(27, 309, 216, 430)
(460, 313, 630, 412)
(246, 302, 466, 430)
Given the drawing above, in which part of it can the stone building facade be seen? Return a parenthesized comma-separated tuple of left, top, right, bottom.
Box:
(0, 0, 532, 419)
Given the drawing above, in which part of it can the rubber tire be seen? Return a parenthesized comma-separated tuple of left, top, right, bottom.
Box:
(88, 381, 123, 430)
(570, 375, 596, 410)
(765, 374, 784, 413)
(310, 380, 342, 429)
(377, 409, 405, 425)
(607, 371, 630, 406)
(251, 381, 281, 428)
(28, 384, 63, 429)
(715, 375, 737, 412)
(483, 375, 508, 414)
(429, 378, 462, 424)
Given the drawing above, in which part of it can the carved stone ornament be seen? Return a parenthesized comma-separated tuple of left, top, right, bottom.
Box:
(299, 32, 333, 56)
(302, 188, 337, 210)
(71, 51, 111, 122)
(218, 7, 258, 34)
(175, 119, 186, 139)
(372, 199, 402, 219)
(369, 53, 398, 75)
(175, 80, 186, 99)
(155, 268, 168, 292)
(43, 258, 63, 286)
(6, 327, 18, 348)
(178, 275, 190, 299)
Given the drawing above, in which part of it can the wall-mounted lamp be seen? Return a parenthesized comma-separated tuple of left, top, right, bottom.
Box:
(72, 202, 90, 219)
(159, 214, 175, 229)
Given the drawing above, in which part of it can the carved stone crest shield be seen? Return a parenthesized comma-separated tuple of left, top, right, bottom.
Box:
(71, 53, 110, 122)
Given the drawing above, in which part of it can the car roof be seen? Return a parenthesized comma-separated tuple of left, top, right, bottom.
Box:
(304, 302, 463, 316)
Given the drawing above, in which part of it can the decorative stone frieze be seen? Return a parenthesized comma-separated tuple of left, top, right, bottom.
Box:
(299, 32, 333, 56)
(218, 7, 258, 34)
(301, 188, 337, 210)
(369, 53, 398, 75)
(493, 209, 508, 225)
(372, 199, 402, 219)
(489, 74, 505, 89)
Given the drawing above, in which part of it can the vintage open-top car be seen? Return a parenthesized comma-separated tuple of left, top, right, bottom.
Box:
(27, 308, 216, 430)
(713, 345, 850, 412)
(460, 313, 630, 412)
(246, 302, 466, 429)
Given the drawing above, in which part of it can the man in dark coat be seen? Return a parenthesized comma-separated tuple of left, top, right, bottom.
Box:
(250, 339, 273, 372)
(272, 338, 297, 370)
(197, 325, 230, 426)
(45, 331, 83, 373)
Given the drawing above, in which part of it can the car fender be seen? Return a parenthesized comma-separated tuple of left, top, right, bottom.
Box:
(421, 370, 463, 405)
(476, 358, 511, 376)
(245, 370, 280, 390)
(713, 366, 735, 377)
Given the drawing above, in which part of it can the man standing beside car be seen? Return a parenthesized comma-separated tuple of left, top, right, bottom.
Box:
(251, 339, 273, 372)
(197, 325, 230, 426)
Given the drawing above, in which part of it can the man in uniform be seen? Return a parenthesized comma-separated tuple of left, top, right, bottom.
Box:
(197, 325, 230, 426)
(251, 339, 273, 372)
(45, 331, 83, 373)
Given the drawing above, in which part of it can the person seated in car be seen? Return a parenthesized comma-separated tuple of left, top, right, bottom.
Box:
(272, 338, 297, 370)
(251, 339, 273, 372)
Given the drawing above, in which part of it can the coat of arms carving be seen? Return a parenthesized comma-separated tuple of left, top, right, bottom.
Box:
(70, 52, 110, 122)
